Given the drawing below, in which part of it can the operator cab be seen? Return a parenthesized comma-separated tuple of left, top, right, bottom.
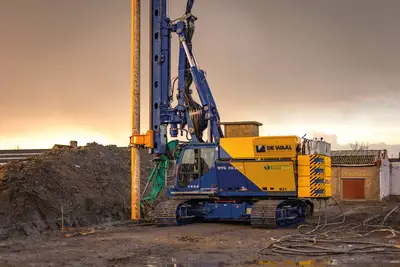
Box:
(177, 144, 216, 189)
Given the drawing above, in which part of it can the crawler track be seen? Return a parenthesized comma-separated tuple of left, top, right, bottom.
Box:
(154, 196, 210, 226)
(154, 199, 184, 226)
(155, 197, 312, 228)
(250, 200, 281, 228)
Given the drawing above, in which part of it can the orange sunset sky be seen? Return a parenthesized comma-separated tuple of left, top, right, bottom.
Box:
(1, 0, 400, 156)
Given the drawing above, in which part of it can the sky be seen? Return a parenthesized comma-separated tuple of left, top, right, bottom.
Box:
(1, 0, 400, 156)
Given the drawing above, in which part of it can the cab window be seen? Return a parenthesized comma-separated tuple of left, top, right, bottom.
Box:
(178, 147, 215, 188)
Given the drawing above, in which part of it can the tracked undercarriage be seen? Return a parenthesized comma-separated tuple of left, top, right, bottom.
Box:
(153, 197, 314, 228)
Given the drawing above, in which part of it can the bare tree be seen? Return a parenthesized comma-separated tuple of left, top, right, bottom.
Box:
(349, 141, 369, 151)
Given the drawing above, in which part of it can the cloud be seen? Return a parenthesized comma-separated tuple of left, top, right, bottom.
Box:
(1, 0, 400, 151)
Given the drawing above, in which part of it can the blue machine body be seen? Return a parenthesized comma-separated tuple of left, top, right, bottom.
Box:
(146, 0, 312, 227)
(186, 202, 304, 224)
(149, 0, 223, 155)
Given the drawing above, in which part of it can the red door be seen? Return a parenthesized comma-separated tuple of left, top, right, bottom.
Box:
(342, 179, 365, 199)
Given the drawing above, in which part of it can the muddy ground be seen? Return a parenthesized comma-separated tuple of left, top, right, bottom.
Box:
(0, 144, 399, 266)
(0, 202, 399, 267)
(0, 143, 154, 239)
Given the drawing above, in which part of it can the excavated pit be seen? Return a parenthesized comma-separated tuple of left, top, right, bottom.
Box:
(0, 143, 155, 239)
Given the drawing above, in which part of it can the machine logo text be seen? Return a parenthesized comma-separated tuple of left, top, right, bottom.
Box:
(256, 145, 293, 152)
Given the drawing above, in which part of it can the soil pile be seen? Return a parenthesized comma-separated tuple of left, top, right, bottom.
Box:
(0, 143, 154, 238)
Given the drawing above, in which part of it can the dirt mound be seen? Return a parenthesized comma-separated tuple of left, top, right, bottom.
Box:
(0, 143, 154, 239)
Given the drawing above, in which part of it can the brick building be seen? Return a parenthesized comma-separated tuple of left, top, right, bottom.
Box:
(331, 150, 390, 201)
(221, 121, 263, 137)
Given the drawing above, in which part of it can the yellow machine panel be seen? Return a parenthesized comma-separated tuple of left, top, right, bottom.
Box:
(220, 137, 255, 159)
(297, 154, 331, 198)
(220, 136, 332, 199)
(253, 135, 300, 159)
(220, 135, 301, 160)
(231, 161, 296, 192)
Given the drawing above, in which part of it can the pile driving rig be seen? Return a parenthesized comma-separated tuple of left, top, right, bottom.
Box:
(132, 0, 332, 228)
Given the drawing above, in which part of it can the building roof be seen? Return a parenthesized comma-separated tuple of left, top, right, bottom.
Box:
(331, 150, 385, 166)
(221, 121, 263, 126)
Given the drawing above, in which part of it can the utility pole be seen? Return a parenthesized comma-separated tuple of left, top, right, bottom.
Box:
(131, 0, 141, 221)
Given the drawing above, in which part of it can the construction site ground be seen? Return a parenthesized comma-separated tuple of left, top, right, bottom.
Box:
(1, 201, 400, 267)
(1, 144, 399, 266)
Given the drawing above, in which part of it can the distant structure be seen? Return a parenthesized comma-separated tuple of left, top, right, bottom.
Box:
(0, 149, 51, 166)
(389, 153, 400, 200)
(221, 121, 263, 137)
(53, 140, 79, 149)
(0, 141, 79, 166)
(330, 150, 390, 201)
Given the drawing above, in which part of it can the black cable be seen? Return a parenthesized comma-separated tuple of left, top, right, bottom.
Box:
(258, 201, 400, 256)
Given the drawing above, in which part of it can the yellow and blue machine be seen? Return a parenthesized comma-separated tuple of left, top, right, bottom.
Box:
(132, 0, 332, 227)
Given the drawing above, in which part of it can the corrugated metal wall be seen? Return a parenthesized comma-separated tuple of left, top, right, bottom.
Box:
(379, 157, 390, 199)
(390, 161, 400, 196)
